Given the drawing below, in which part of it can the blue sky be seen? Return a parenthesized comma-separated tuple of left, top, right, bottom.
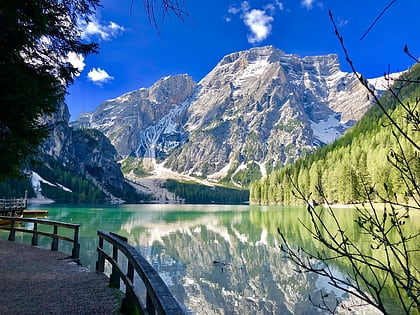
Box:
(66, 0, 420, 120)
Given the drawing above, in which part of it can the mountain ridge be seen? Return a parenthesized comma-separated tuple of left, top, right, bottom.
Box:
(250, 64, 420, 205)
(26, 103, 148, 204)
(75, 46, 395, 188)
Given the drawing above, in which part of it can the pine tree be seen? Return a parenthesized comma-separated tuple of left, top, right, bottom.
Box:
(0, 0, 100, 180)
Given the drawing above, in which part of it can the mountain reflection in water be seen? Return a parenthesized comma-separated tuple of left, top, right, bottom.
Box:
(14, 204, 384, 314)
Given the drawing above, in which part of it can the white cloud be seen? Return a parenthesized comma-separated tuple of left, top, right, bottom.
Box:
(80, 17, 125, 41)
(87, 68, 114, 85)
(244, 9, 274, 44)
(275, 0, 284, 11)
(228, 1, 282, 44)
(66, 52, 85, 76)
(228, 6, 241, 15)
(109, 21, 125, 32)
(338, 18, 349, 28)
(301, 0, 315, 10)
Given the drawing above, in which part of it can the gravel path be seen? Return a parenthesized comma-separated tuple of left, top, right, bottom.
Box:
(0, 240, 122, 314)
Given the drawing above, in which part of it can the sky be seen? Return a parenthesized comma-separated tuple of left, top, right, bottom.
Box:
(66, 0, 420, 120)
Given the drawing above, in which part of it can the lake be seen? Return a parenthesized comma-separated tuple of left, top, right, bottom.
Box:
(1, 204, 399, 314)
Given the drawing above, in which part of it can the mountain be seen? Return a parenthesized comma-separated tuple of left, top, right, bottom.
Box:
(76, 46, 389, 187)
(76, 74, 195, 157)
(250, 64, 420, 205)
(4, 102, 148, 204)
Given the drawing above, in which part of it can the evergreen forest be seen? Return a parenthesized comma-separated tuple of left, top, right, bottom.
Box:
(0, 160, 149, 203)
(163, 179, 249, 204)
(250, 64, 420, 205)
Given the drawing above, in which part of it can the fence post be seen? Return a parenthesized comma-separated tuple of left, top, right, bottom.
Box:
(110, 245, 120, 288)
(11, 199, 16, 217)
(31, 222, 38, 246)
(96, 236, 105, 273)
(8, 220, 15, 241)
(24, 190, 28, 209)
(121, 262, 138, 313)
(51, 225, 58, 251)
(146, 291, 156, 315)
(72, 226, 80, 259)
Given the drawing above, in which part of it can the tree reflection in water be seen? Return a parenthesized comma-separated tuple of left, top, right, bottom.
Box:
(18, 204, 405, 314)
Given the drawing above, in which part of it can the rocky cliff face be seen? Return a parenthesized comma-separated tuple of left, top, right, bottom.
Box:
(77, 74, 195, 157)
(36, 102, 139, 203)
(39, 102, 74, 164)
(77, 46, 382, 186)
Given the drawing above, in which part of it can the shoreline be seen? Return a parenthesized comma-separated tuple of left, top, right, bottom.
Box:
(27, 197, 55, 205)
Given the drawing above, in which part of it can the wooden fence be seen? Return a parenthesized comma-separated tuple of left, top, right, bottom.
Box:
(0, 198, 27, 216)
(0, 216, 80, 259)
(96, 230, 185, 315)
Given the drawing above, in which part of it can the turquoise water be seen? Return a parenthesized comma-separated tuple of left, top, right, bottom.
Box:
(0, 204, 388, 314)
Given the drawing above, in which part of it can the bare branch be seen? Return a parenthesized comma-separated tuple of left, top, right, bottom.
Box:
(134, 0, 190, 34)
(329, 10, 420, 152)
(360, 0, 397, 41)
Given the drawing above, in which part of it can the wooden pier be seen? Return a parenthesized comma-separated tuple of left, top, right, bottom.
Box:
(23, 209, 48, 217)
(0, 197, 27, 222)
(0, 197, 27, 209)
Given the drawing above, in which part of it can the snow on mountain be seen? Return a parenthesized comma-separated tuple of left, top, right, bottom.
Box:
(367, 71, 405, 91)
(77, 46, 396, 186)
(134, 98, 190, 158)
(30, 171, 72, 200)
(75, 74, 195, 157)
(310, 115, 344, 145)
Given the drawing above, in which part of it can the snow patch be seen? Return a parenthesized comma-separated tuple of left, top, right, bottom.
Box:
(256, 228, 268, 246)
(207, 162, 232, 180)
(31, 171, 72, 199)
(206, 224, 231, 244)
(368, 71, 405, 91)
(232, 227, 248, 243)
(108, 91, 132, 103)
(325, 69, 347, 89)
(233, 163, 247, 174)
(310, 115, 343, 144)
(233, 56, 270, 96)
(255, 161, 267, 178)
(135, 100, 188, 158)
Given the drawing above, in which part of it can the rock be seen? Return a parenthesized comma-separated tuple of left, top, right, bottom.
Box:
(76, 46, 391, 187)
(35, 102, 140, 203)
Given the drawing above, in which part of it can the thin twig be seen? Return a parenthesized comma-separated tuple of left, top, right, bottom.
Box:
(360, 0, 397, 41)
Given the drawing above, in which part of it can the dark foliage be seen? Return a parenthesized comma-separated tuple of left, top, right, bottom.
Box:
(163, 179, 249, 204)
(32, 162, 106, 203)
(0, 176, 35, 199)
(0, 0, 99, 180)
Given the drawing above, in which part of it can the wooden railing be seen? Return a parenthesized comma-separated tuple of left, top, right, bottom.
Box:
(96, 230, 185, 315)
(0, 216, 80, 259)
(0, 198, 27, 213)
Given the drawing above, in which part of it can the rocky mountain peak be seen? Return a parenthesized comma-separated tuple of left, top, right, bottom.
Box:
(77, 46, 395, 187)
(149, 74, 195, 104)
(75, 74, 196, 156)
(33, 102, 143, 203)
(217, 46, 285, 67)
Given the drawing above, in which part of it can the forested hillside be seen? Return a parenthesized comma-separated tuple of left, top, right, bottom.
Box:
(163, 179, 249, 204)
(250, 64, 420, 205)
